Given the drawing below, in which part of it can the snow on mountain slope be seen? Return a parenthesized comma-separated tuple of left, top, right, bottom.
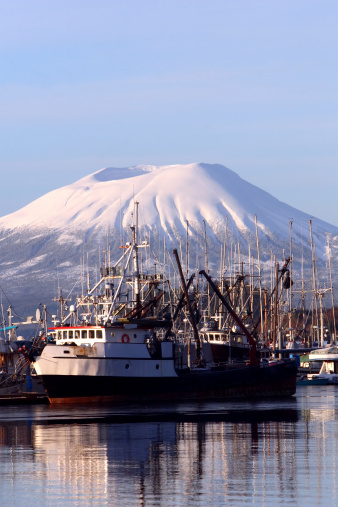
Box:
(0, 163, 336, 242)
(0, 162, 337, 315)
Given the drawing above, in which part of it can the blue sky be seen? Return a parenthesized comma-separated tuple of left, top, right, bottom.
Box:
(1, 0, 337, 225)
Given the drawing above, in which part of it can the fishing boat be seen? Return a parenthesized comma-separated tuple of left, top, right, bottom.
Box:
(31, 321, 297, 404)
(200, 323, 251, 362)
(31, 206, 297, 404)
(306, 346, 338, 384)
(0, 335, 26, 394)
(0, 323, 46, 401)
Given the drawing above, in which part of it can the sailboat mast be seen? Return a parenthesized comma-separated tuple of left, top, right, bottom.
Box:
(289, 220, 293, 343)
(255, 215, 264, 342)
(301, 236, 306, 343)
(328, 238, 336, 343)
(309, 219, 319, 345)
(273, 262, 279, 351)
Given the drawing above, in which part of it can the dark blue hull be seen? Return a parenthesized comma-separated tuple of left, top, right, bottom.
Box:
(40, 360, 297, 404)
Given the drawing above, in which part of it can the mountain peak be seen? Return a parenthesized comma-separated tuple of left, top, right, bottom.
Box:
(0, 162, 337, 315)
(0, 163, 336, 240)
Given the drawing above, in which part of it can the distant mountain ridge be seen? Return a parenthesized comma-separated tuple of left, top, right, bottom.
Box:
(0, 163, 337, 316)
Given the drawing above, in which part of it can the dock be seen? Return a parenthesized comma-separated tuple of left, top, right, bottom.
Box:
(0, 392, 48, 404)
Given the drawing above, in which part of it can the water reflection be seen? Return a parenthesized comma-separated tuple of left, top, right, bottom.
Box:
(0, 389, 338, 506)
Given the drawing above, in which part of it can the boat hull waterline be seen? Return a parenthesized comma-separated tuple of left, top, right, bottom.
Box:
(36, 359, 297, 404)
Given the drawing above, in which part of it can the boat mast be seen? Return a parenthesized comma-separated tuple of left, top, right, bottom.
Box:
(255, 215, 264, 343)
(173, 249, 201, 361)
(309, 219, 319, 345)
(288, 220, 293, 344)
(300, 237, 306, 344)
(203, 220, 210, 318)
(132, 201, 141, 310)
(327, 238, 336, 344)
(222, 216, 228, 295)
(317, 289, 330, 347)
(273, 262, 279, 351)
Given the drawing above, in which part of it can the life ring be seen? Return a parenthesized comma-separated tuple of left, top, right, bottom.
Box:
(121, 334, 130, 343)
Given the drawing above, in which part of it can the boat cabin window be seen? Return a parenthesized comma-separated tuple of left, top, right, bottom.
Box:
(75, 330, 80, 339)
(63, 331, 67, 339)
(89, 330, 95, 339)
(57, 331, 62, 340)
(81, 330, 87, 339)
(97, 330, 103, 339)
(69, 330, 73, 339)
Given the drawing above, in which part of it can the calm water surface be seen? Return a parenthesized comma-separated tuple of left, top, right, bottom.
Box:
(0, 386, 337, 506)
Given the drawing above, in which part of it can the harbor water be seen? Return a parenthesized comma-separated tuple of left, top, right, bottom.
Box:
(0, 386, 337, 506)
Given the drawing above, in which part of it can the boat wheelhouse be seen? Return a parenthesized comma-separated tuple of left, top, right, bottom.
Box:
(200, 328, 250, 363)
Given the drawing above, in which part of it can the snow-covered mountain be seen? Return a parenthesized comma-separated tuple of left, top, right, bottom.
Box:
(0, 163, 337, 316)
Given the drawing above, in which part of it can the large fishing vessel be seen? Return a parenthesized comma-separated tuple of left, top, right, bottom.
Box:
(31, 206, 297, 404)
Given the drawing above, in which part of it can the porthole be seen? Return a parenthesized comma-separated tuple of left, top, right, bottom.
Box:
(125, 364, 130, 369)
(156, 364, 159, 370)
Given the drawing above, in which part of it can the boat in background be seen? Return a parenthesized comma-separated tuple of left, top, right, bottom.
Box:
(0, 327, 46, 402)
(306, 346, 338, 384)
(296, 375, 329, 386)
(200, 322, 251, 363)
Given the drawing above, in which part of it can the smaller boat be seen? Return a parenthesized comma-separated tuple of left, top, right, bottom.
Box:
(296, 375, 329, 386)
(306, 346, 338, 384)
(200, 323, 251, 363)
(0, 336, 46, 402)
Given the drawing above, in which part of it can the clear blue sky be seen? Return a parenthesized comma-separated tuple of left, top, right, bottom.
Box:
(1, 0, 337, 225)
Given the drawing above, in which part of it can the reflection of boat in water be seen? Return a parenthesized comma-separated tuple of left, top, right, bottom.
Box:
(2, 405, 296, 503)
(31, 207, 297, 404)
(307, 346, 338, 384)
